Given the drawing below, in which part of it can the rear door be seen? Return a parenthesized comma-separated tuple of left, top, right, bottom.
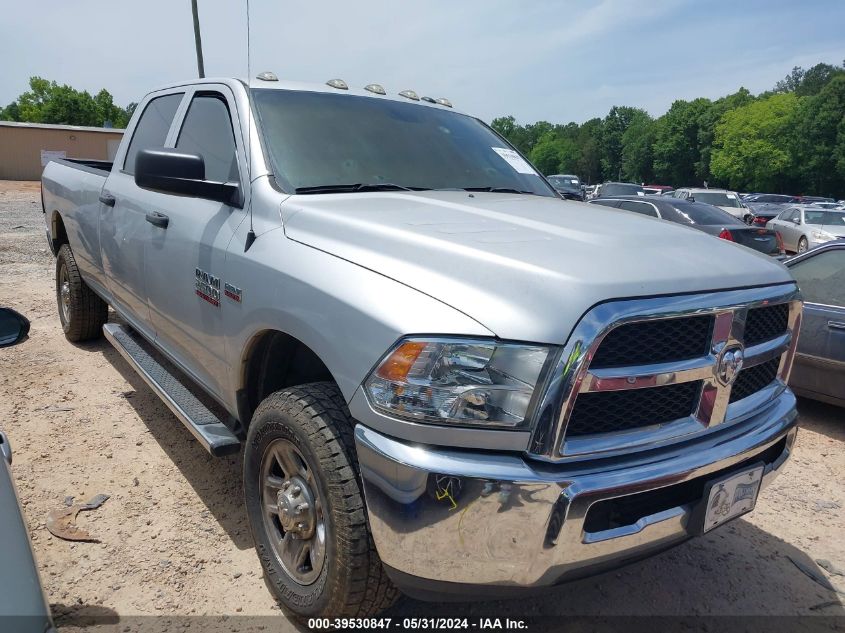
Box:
(778, 208, 801, 251)
(100, 91, 185, 338)
(787, 246, 845, 404)
(143, 85, 249, 396)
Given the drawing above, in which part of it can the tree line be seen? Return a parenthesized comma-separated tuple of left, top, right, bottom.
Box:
(1, 77, 136, 129)
(491, 62, 845, 198)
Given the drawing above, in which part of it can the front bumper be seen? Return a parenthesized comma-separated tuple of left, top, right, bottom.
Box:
(355, 389, 798, 596)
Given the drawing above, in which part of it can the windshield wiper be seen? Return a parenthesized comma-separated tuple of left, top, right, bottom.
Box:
(460, 186, 537, 195)
(294, 183, 428, 194)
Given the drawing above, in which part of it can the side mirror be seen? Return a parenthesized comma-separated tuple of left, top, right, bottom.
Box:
(0, 307, 30, 348)
(135, 148, 242, 207)
(792, 218, 801, 225)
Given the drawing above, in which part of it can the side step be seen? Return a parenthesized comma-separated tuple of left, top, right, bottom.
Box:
(103, 323, 240, 457)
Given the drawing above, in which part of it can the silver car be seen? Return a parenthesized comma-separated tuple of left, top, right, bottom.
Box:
(768, 206, 845, 253)
(785, 240, 845, 407)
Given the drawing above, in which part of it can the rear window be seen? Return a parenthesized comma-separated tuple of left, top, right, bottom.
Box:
(666, 202, 738, 225)
(690, 192, 742, 208)
(601, 183, 644, 196)
(548, 176, 580, 188)
(123, 93, 183, 175)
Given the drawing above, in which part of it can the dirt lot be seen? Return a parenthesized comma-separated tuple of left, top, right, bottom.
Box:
(0, 180, 843, 631)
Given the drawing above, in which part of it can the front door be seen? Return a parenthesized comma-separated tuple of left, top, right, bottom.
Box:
(144, 86, 249, 396)
(100, 91, 185, 339)
(788, 246, 845, 404)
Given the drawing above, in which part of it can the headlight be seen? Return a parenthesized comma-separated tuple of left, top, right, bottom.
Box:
(364, 338, 552, 429)
(811, 230, 835, 241)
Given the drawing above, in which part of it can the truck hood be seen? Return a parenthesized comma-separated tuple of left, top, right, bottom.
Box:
(281, 191, 793, 343)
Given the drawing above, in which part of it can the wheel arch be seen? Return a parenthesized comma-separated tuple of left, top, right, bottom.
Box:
(49, 210, 68, 255)
(237, 329, 340, 427)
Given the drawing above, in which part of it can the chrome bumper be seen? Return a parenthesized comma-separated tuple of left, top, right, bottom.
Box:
(355, 389, 798, 593)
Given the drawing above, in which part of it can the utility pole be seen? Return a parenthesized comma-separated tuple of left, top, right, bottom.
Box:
(191, 0, 205, 78)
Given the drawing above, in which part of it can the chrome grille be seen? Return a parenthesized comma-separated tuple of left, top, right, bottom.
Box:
(729, 356, 781, 403)
(744, 304, 789, 346)
(567, 381, 702, 436)
(529, 285, 802, 461)
(590, 315, 713, 368)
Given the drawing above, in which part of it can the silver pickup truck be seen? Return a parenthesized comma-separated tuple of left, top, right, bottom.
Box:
(42, 75, 802, 618)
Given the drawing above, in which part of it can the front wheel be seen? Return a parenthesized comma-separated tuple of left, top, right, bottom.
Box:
(797, 236, 809, 254)
(243, 382, 399, 619)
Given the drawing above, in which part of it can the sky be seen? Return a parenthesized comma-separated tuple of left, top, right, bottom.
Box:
(2, 0, 845, 125)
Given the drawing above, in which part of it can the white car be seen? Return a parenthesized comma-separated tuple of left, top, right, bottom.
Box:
(767, 206, 845, 253)
(673, 188, 749, 221)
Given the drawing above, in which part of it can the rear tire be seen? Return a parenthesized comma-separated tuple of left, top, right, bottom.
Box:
(243, 382, 399, 619)
(55, 244, 108, 342)
(797, 237, 809, 254)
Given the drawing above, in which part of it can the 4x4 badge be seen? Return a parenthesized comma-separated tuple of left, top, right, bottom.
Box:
(224, 283, 242, 303)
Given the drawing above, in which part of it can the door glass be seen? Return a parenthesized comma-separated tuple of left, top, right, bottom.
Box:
(123, 94, 183, 174)
(176, 95, 239, 183)
(789, 249, 845, 306)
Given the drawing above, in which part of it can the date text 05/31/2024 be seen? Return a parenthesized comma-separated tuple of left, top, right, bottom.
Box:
(307, 618, 529, 630)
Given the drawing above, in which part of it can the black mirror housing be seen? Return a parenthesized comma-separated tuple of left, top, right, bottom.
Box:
(0, 307, 30, 348)
(134, 148, 242, 207)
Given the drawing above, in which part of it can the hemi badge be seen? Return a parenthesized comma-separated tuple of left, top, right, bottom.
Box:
(225, 283, 242, 303)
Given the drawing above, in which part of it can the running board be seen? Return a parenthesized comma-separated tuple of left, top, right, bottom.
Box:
(103, 323, 240, 457)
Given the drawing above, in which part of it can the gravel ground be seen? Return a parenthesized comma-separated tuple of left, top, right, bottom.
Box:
(0, 181, 843, 632)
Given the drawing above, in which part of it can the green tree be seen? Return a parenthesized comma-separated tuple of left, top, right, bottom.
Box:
(620, 111, 655, 182)
(710, 93, 800, 192)
(600, 106, 645, 181)
(0, 76, 132, 128)
(792, 75, 845, 196)
(652, 98, 711, 186)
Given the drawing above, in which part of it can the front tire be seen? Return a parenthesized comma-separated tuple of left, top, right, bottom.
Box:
(797, 236, 809, 254)
(55, 244, 108, 342)
(243, 382, 399, 619)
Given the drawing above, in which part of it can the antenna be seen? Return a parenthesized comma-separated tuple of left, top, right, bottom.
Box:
(243, 0, 256, 251)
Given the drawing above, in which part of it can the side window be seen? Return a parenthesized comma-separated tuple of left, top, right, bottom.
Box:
(619, 201, 658, 217)
(789, 249, 845, 306)
(176, 94, 239, 183)
(123, 93, 183, 175)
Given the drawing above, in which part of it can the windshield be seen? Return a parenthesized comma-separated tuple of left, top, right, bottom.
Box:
(548, 176, 580, 189)
(804, 211, 845, 226)
(690, 192, 742, 208)
(602, 183, 644, 196)
(666, 201, 739, 225)
(252, 89, 555, 196)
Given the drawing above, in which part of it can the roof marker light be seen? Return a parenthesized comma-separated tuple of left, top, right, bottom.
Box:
(399, 89, 420, 101)
(326, 78, 348, 90)
(421, 96, 436, 103)
(364, 83, 386, 95)
(435, 97, 453, 108)
(256, 71, 278, 81)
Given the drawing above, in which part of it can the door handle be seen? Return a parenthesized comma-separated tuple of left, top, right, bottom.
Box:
(828, 321, 845, 331)
(145, 211, 169, 229)
(98, 191, 116, 207)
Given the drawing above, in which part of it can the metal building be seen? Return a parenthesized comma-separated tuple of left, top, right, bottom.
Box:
(0, 121, 123, 181)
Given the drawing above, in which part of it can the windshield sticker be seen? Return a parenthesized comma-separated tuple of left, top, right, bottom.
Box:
(491, 147, 536, 174)
(726, 193, 736, 199)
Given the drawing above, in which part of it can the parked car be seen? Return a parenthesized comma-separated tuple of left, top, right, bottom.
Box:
(672, 188, 750, 221)
(42, 75, 802, 618)
(808, 201, 844, 210)
(784, 240, 845, 407)
(547, 174, 584, 200)
(589, 196, 784, 256)
(799, 196, 836, 204)
(767, 206, 845, 253)
(744, 194, 801, 222)
(594, 181, 645, 197)
(0, 309, 55, 633)
(643, 184, 672, 196)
